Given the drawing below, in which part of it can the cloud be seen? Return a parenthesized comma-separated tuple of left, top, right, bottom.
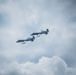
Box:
(0, 56, 76, 75)
(0, 0, 76, 70)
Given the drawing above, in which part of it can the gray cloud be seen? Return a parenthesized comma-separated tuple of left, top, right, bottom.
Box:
(0, 56, 76, 75)
(0, 13, 9, 27)
(0, 0, 76, 71)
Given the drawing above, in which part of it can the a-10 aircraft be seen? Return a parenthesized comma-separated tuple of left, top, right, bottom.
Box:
(16, 36, 35, 44)
(31, 29, 49, 37)
(16, 29, 49, 44)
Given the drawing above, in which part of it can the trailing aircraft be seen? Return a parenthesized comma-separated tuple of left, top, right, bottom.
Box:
(16, 36, 35, 44)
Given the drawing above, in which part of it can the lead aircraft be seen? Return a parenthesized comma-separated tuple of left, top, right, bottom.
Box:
(31, 29, 49, 37)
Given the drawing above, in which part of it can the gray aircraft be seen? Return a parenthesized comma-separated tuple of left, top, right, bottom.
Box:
(31, 29, 49, 37)
(16, 36, 35, 44)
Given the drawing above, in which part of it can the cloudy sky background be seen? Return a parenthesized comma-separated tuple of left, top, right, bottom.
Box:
(0, 0, 76, 75)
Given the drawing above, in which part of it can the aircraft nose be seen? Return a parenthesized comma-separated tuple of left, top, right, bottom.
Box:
(16, 41, 18, 43)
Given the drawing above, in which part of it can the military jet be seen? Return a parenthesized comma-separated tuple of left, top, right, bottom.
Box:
(16, 36, 35, 44)
(31, 29, 49, 37)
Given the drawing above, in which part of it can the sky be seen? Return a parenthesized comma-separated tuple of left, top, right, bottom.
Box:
(0, 0, 76, 75)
